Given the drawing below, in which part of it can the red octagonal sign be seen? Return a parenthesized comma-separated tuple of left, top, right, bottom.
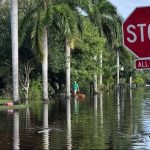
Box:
(123, 7, 150, 58)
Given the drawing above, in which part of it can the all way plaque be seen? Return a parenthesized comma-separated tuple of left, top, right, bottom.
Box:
(135, 59, 150, 69)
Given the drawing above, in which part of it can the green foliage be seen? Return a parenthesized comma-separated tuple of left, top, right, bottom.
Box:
(1, 0, 148, 95)
(0, 2, 11, 77)
(53, 3, 78, 39)
(48, 28, 65, 73)
(29, 78, 42, 101)
(19, 0, 52, 62)
(103, 49, 116, 88)
(0, 99, 11, 104)
(71, 18, 105, 85)
(133, 71, 145, 85)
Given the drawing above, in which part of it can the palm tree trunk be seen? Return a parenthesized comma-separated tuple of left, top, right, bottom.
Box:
(11, 0, 19, 103)
(94, 55, 97, 94)
(116, 50, 120, 88)
(99, 51, 103, 85)
(129, 76, 132, 88)
(42, 28, 49, 101)
(94, 74, 97, 94)
(66, 39, 71, 97)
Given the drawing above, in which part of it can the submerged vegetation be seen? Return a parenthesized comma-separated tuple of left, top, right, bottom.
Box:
(0, 0, 149, 102)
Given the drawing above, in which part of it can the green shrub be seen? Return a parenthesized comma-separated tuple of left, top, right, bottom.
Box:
(29, 78, 42, 101)
(133, 77, 144, 85)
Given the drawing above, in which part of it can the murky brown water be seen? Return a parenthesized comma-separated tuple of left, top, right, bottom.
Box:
(0, 87, 150, 149)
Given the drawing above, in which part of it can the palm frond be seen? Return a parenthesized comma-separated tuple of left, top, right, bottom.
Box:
(31, 14, 45, 62)
(53, 3, 78, 39)
(38, 0, 54, 27)
(98, 0, 117, 15)
(19, 7, 38, 46)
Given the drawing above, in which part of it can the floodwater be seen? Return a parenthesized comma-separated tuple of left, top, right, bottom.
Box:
(1, 87, 150, 149)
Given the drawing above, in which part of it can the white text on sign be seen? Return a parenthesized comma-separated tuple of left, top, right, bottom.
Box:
(135, 59, 150, 70)
(127, 24, 150, 43)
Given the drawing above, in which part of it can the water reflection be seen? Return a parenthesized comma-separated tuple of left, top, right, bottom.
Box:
(43, 103, 49, 150)
(13, 111, 20, 150)
(25, 107, 30, 129)
(117, 89, 120, 130)
(99, 93, 104, 149)
(99, 93, 103, 126)
(130, 89, 132, 100)
(66, 97, 72, 150)
(73, 96, 79, 125)
(121, 89, 125, 118)
(74, 97, 79, 115)
(2, 88, 150, 149)
(130, 89, 133, 136)
(94, 94, 98, 138)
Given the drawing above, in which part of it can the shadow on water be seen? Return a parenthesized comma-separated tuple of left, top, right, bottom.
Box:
(2, 87, 150, 149)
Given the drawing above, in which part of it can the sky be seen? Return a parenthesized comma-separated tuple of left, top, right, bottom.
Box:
(108, 0, 150, 19)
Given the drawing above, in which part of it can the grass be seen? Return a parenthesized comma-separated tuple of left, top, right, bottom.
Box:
(0, 98, 53, 111)
(0, 99, 11, 104)
(0, 104, 29, 111)
(0, 98, 29, 111)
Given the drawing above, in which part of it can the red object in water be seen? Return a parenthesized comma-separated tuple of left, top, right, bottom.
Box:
(77, 94, 86, 99)
(4, 102, 13, 106)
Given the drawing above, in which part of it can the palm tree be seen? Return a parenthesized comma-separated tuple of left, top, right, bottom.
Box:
(42, 28, 49, 100)
(52, 3, 80, 97)
(11, 0, 19, 103)
(114, 16, 123, 88)
(20, 0, 52, 101)
(84, 0, 122, 91)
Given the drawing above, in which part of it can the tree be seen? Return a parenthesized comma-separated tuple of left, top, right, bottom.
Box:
(20, 0, 81, 98)
(52, 2, 83, 97)
(20, 60, 33, 103)
(11, 0, 19, 103)
(20, 0, 53, 101)
(71, 18, 105, 91)
(87, 0, 123, 91)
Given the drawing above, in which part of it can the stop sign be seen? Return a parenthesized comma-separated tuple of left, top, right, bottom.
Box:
(123, 7, 150, 58)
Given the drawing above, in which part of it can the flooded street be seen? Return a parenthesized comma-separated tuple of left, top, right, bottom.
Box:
(1, 87, 150, 149)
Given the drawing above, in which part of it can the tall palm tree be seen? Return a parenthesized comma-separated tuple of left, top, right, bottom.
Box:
(11, 0, 19, 103)
(42, 28, 49, 100)
(20, 0, 53, 101)
(41, 1, 51, 101)
(83, 0, 122, 91)
(52, 3, 80, 97)
(113, 16, 123, 88)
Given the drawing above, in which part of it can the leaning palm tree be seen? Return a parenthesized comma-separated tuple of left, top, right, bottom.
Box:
(11, 0, 19, 103)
